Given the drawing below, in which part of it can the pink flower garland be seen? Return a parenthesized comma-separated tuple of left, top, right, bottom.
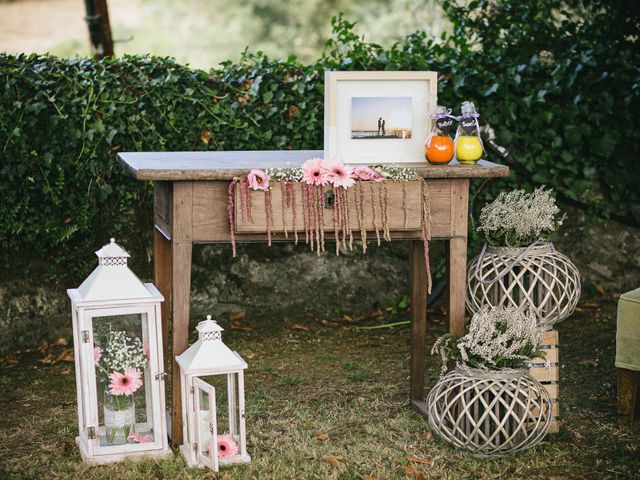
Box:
(224, 160, 431, 290)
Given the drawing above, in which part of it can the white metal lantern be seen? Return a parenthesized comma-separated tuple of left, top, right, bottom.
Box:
(67, 238, 171, 464)
(176, 315, 250, 472)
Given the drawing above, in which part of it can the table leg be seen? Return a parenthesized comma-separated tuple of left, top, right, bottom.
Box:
(170, 182, 193, 446)
(409, 240, 428, 414)
(154, 227, 172, 358)
(448, 179, 469, 337)
(448, 237, 467, 336)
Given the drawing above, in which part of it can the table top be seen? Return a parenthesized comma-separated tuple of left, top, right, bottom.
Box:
(117, 150, 509, 181)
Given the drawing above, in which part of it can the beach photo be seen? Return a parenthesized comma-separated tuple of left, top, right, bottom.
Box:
(351, 96, 413, 140)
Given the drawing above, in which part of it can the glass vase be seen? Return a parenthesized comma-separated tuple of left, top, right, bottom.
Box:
(104, 389, 135, 445)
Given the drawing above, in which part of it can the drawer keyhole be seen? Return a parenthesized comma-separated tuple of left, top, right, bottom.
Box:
(324, 190, 335, 209)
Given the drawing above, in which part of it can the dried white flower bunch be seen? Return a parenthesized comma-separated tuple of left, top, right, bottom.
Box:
(478, 186, 564, 246)
(373, 165, 418, 181)
(264, 165, 417, 182)
(431, 306, 543, 374)
(264, 167, 304, 182)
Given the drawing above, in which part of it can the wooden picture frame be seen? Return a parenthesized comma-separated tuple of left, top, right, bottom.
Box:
(324, 71, 438, 165)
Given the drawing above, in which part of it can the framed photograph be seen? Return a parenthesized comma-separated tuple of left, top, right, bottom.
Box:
(324, 71, 437, 165)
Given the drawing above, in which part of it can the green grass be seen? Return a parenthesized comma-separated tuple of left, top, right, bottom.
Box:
(0, 299, 638, 479)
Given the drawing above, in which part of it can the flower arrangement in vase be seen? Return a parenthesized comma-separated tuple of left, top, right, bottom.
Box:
(467, 187, 580, 329)
(427, 306, 552, 456)
(94, 328, 148, 445)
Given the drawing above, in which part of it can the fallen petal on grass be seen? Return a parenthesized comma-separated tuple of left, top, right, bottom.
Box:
(406, 454, 433, 465)
(320, 454, 344, 468)
(579, 359, 598, 368)
(403, 465, 428, 479)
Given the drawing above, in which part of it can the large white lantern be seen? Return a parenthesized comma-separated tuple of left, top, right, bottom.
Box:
(67, 239, 171, 464)
(176, 315, 250, 472)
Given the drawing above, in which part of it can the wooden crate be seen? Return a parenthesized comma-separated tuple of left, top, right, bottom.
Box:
(529, 329, 560, 433)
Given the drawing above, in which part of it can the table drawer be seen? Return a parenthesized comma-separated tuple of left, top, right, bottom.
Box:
(234, 179, 449, 234)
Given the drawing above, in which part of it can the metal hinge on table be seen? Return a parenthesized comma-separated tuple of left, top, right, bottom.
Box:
(81, 330, 91, 343)
(87, 426, 96, 439)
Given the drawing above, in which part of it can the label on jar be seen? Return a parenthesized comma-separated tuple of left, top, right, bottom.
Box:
(460, 117, 477, 133)
(435, 117, 455, 133)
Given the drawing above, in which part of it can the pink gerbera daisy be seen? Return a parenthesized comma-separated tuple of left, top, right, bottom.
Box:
(208, 434, 239, 458)
(247, 169, 270, 191)
(354, 166, 374, 181)
(326, 160, 355, 189)
(128, 432, 154, 443)
(301, 158, 329, 186)
(109, 368, 143, 396)
(93, 346, 102, 366)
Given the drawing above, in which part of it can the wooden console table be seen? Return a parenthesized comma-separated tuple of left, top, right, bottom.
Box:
(118, 150, 508, 445)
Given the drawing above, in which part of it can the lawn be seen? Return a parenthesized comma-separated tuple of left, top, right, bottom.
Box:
(1, 298, 638, 479)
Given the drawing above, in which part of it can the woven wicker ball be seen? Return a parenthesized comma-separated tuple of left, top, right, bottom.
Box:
(467, 242, 580, 329)
(427, 367, 551, 456)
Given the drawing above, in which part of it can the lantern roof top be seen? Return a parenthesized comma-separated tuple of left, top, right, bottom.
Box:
(76, 238, 153, 302)
(176, 315, 247, 373)
(197, 316, 224, 334)
(95, 238, 131, 258)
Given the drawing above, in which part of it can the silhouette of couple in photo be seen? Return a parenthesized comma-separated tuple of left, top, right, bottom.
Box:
(377, 117, 386, 136)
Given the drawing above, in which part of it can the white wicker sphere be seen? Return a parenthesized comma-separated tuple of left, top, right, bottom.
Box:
(467, 242, 580, 329)
(427, 367, 551, 456)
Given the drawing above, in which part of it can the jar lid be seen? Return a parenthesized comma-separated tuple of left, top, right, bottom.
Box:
(461, 100, 477, 115)
(434, 105, 449, 115)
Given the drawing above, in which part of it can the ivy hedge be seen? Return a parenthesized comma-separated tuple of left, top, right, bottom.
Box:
(1, 2, 638, 279)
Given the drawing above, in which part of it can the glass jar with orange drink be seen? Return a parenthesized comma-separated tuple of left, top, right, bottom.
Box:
(425, 105, 456, 164)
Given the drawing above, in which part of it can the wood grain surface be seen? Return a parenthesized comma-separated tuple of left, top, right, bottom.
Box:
(118, 150, 509, 181)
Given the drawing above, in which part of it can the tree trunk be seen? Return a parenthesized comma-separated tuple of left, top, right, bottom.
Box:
(84, 0, 114, 58)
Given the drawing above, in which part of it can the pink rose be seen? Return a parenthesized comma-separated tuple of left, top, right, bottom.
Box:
(247, 169, 270, 191)
(370, 168, 384, 182)
(354, 166, 374, 181)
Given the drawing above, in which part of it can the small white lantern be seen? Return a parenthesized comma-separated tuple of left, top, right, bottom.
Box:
(176, 315, 250, 472)
(67, 239, 171, 464)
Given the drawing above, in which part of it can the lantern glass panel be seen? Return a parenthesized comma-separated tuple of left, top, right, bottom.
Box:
(90, 312, 155, 446)
(199, 374, 242, 453)
(194, 378, 218, 470)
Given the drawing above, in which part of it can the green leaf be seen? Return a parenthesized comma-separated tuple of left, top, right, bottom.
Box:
(481, 83, 499, 97)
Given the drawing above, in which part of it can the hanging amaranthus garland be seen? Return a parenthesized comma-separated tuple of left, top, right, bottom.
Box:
(227, 178, 239, 258)
(355, 181, 367, 253)
(227, 160, 432, 290)
(421, 178, 433, 293)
